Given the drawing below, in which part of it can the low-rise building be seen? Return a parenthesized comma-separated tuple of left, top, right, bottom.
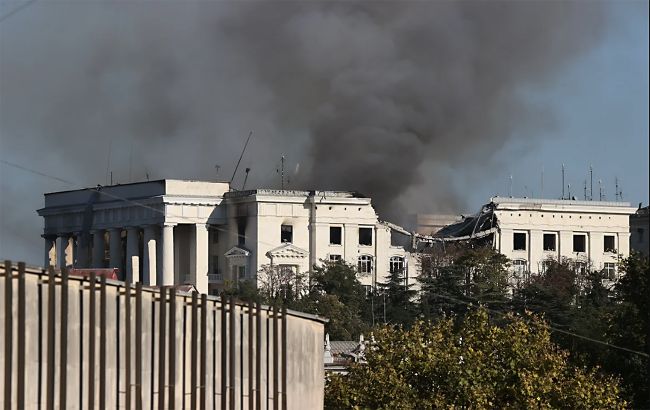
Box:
(433, 197, 637, 281)
(37, 180, 417, 294)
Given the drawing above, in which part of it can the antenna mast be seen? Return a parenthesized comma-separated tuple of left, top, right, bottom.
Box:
(242, 168, 251, 190)
(615, 177, 620, 201)
(508, 175, 513, 197)
(589, 165, 593, 201)
(230, 131, 253, 185)
(281, 155, 286, 190)
(599, 179, 603, 200)
(561, 164, 565, 200)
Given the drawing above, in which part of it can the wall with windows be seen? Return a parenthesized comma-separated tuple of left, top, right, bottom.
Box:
(492, 197, 635, 281)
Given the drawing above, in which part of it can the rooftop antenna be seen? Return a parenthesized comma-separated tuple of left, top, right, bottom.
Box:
(281, 155, 286, 190)
(242, 167, 251, 190)
(146, 171, 150, 181)
(230, 131, 253, 186)
(562, 164, 564, 199)
(615, 177, 620, 201)
(583, 179, 587, 200)
(567, 183, 571, 200)
(589, 164, 593, 200)
(599, 179, 603, 200)
(215, 164, 221, 180)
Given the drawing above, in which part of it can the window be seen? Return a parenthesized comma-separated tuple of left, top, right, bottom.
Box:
(211, 255, 219, 275)
(210, 229, 219, 244)
(329, 254, 342, 262)
(574, 261, 587, 275)
(512, 259, 528, 276)
(389, 256, 405, 274)
(330, 226, 342, 245)
(358, 255, 373, 275)
(359, 227, 373, 246)
(543, 233, 556, 251)
(603, 235, 616, 253)
(238, 266, 246, 279)
(362, 285, 372, 296)
(237, 220, 246, 246)
(281, 225, 293, 243)
(573, 234, 586, 253)
(513, 232, 527, 251)
(638, 228, 645, 243)
(603, 262, 616, 280)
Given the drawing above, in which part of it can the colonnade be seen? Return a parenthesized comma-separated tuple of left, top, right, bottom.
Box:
(43, 223, 209, 292)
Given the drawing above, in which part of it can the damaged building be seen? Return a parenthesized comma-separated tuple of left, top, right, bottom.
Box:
(37, 179, 418, 294)
(426, 197, 636, 282)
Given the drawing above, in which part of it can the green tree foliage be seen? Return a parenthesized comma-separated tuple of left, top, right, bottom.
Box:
(419, 245, 510, 319)
(325, 309, 626, 409)
(376, 265, 417, 325)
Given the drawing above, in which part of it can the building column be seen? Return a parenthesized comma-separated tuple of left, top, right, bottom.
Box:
(126, 227, 140, 284)
(57, 234, 74, 268)
(109, 228, 123, 274)
(143, 225, 158, 286)
(162, 223, 176, 286)
(74, 232, 89, 268)
(92, 230, 105, 268)
(193, 224, 209, 294)
(43, 235, 57, 268)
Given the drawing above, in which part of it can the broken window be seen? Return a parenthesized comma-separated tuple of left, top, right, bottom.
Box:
(603, 235, 616, 253)
(330, 226, 342, 245)
(359, 227, 373, 246)
(389, 256, 405, 274)
(573, 234, 586, 253)
(543, 233, 556, 251)
(358, 255, 373, 275)
(281, 225, 293, 243)
(513, 232, 527, 251)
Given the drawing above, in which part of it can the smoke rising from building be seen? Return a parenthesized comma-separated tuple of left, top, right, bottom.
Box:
(1, 1, 606, 261)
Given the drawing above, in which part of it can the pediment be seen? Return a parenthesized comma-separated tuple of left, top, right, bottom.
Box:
(225, 246, 251, 258)
(266, 243, 309, 259)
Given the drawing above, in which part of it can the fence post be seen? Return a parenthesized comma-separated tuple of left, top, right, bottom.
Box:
(17, 262, 26, 410)
(200, 294, 208, 410)
(158, 287, 167, 410)
(125, 281, 132, 410)
(4, 260, 13, 410)
(60, 266, 69, 409)
(46, 265, 56, 410)
(88, 271, 96, 409)
(190, 292, 198, 410)
(135, 282, 143, 410)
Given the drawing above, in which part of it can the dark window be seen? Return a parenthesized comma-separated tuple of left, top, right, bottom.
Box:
(237, 220, 246, 246)
(281, 225, 293, 243)
(573, 234, 586, 253)
(211, 255, 219, 275)
(329, 254, 342, 262)
(637, 228, 645, 243)
(330, 226, 342, 245)
(604, 235, 616, 252)
(210, 229, 219, 244)
(359, 227, 373, 246)
(543, 234, 556, 251)
(513, 233, 527, 251)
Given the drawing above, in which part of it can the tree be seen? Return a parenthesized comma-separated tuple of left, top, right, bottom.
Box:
(325, 308, 626, 409)
(419, 245, 510, 319)
(376, 265, 417, 325)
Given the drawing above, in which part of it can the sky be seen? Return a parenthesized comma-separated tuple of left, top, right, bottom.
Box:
(0, 0, 648, 266)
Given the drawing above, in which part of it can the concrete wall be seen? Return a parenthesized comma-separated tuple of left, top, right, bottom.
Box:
(0, 264, 326, 410)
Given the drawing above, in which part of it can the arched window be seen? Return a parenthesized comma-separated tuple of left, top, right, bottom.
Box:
(358, 255, 373, 275)
(389, 256, 405, 274)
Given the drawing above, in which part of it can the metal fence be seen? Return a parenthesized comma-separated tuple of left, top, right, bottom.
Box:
(1, 261, 325, 410)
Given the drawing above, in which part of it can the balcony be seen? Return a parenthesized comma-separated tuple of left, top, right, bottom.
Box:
(208, 273, 223, 283)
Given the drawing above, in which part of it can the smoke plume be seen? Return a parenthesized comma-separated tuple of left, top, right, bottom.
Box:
(0, 1, 606, 262)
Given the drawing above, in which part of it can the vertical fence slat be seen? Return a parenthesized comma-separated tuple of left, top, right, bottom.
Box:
(255, 303, 261, 410)
(135, 283, 143, 410)
(200, 294, 208, 410)
(168, 287, 176, 410)
(99, 275, 107, 410)
(89, 272, 97, 410)
(158, 287, 167, 410)
(220, 297, 227, 410)
(17, 262, 26, 410)
(191, 293, 198, 410)
(126, 281, 132, 410)
(229, 298, 236, 410)
(60, 267, 69, 409)
(4, 260, 13, 410)
(247, 301, 253, 410)
(46, 265, 56, 410)
(281, 306, 287, 410)
(272, 305, 279, 410)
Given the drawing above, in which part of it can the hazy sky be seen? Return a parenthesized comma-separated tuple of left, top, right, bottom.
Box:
(0, 0, 648, 266)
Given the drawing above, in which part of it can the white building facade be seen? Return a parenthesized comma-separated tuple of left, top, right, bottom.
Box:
(490, 197, 636, 280)
(38, 180, 416, 294)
